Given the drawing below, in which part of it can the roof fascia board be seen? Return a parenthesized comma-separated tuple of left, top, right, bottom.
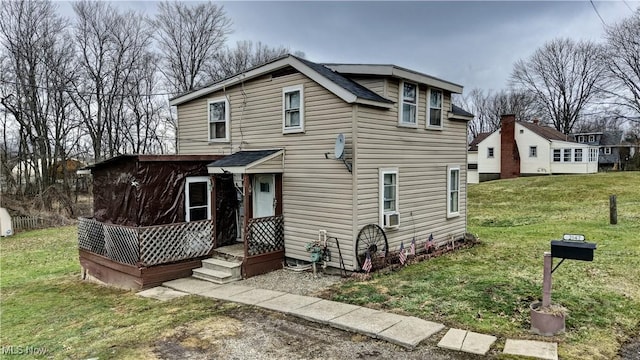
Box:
(355, 98, 394, 109)
(449, 113, 474, 121)
(391, 68, 463, 93)
(207, 150, 284, 174)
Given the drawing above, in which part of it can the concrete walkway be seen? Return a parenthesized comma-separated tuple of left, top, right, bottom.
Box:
(139, 277, 557, 359)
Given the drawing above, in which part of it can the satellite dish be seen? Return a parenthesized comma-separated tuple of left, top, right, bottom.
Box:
(334, 134, 345, 159)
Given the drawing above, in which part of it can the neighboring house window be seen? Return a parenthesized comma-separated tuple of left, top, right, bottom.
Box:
(575, 148, 583, 162)
(427, 88, 443, 128)
(577, 135, 585, 143)
(447, 166, 460, 218)
(185, 177, 211, 222)
(399, 81, 418, 126)
(208, 98, 229, 142)
(468, 163, 478, 170)
(283, 85, 304, 133)
(588, 135, 595, 142)
(488, 147, 495, 158)
(529, 146, 537, 158)
(379, 168, 399, 228)
(563, 149, 572, 162)
(589, 148, 598, 162)
(553, 149, 561, 162)
(604, 147, 612, 155)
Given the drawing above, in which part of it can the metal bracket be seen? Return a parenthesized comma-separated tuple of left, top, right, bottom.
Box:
(551, 258, 565, 274)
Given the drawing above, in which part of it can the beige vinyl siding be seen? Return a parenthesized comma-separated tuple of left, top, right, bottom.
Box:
(176, 71, 356, 268)
(351, 77, 387, 98)
(249, 154, 283, 173)
(355, 78, 467, 253)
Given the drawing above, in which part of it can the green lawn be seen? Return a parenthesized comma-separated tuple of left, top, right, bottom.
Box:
(0, 226, 237, 359)
(328, 172, 640, 359)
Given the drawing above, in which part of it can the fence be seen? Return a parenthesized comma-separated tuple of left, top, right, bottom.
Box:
(246, 215, 284, 256)
(78, 217, 214, 267)
(11, 216, 47, 231)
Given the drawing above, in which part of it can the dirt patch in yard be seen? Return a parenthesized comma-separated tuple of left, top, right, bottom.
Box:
(620, 336, 640, 360)
(150, 306, 472, 360)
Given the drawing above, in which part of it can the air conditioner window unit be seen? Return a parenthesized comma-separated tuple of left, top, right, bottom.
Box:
(384, 212, 400, 228)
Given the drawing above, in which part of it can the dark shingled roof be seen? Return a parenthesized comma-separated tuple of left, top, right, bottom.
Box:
(600, 131, 624, 146)
(518, 121, 570, 142)
(207, 150, 281, 168)
(468, 132, 491, 151)
(452, 104, 474, 118)
(294, 56, 393, 104)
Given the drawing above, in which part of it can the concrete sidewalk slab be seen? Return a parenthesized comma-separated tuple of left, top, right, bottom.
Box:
(228, 288, 286, 306)
(329, 307, 404, 338)
(378, 317, 445, 349)
(461, 331, 496, 355)
(503, 339, 558, 360)
(137, 286, 189, 301)
(438, 328, 467, 351)
(289, 299, 360, 323)
(199, 284, 253, 300)
(257, 293, 322, 313)
(163, 277, 221, 294)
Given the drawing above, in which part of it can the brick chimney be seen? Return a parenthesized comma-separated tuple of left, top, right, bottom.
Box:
(500, 114, 520, 179)
(532, 119, 539, 125)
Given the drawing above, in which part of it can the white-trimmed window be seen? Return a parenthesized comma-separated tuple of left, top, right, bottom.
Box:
(399, 81, 417, 126)
(185, 176, 211, 222)
(447, 166, 460, 218)
(563, 148, 572, 162)
(589, 135, 595, 142)
(379, 168, 399, 227)
(208, 98, 230, 142)
(488, 147, 495, 158)
(574, 148, 583, 162)
(589, 148, 598, 162)
(604, 147, 611, 155)
(427, 88, 443, 129)
(529, 146, 537, 158)
(577, 135, 585, 143)
(283, 85, 304, 133)
(553, 149, 561, 162)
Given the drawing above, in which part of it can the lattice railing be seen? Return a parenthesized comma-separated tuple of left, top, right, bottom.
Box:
(78, 217, 213, 267)
(246, 215, 284, 256)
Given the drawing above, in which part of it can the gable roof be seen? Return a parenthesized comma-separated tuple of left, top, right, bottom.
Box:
(468, 132, 492, 151)
(322, 63, 464, 94)
(518, 121, 571, 142)
(169, 55, 394, 108)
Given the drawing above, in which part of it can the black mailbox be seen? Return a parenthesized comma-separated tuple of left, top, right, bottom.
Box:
(551, 240, 596, 261)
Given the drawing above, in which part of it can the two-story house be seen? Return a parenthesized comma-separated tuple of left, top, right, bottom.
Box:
(77, 54, 474, 288)
(572, 131, 638, 171)
(468, 115, 598, 183)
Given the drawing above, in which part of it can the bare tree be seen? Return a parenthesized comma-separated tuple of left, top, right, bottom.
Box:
(510, 38, 606, 134)
(151, 1, 232, 93)
(209, 40, 289, 81)
(603, 9, 640, 123)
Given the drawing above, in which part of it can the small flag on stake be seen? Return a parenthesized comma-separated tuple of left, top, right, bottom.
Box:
(425, 233, 434, 253)
(362, 251, 372, 273)
(410, 238, 416, 256)
(398, 242, 407, 265)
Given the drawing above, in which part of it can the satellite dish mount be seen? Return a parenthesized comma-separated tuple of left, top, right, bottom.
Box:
(331, 134, 352, 173)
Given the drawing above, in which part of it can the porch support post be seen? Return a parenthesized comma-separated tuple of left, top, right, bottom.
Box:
(243, 173, 252, 260)
(210, 175, 217, 249)
(275, 173, 283, 216)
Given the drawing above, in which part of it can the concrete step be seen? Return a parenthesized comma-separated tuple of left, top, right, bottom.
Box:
(201, 258, 242, 278)
(192, 267, 240, 284)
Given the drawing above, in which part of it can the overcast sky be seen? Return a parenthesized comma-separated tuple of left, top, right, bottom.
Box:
(58, 1, 639, 94)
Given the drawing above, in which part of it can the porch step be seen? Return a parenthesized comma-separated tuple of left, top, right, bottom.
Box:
(201, 258, 242, 278)
(192, 267, 240, 284)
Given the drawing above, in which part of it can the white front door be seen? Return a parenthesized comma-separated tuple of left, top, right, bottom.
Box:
(253, 174, 275, 218)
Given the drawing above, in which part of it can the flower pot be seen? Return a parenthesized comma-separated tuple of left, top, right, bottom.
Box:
(530, 301, 566, 336)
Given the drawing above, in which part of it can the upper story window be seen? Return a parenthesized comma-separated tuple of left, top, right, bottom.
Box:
(487, 147, 495, 158)
(427, 88, 443, 129)
(283, 85, 304, 134)
(529, 146, 537, 158)
(208, 98, 230, 142)
(447, 166, 460, 218)
(588, 135, 595, 142)
(574, 148, 583, 162)
(577, 135, 585, 143)
(399, 81, 417, 126)
(604, 147, 612, 155)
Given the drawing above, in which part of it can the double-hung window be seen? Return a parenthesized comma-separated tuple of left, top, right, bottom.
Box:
(553, 149, 561, 162)
(399, 81, 417, 126)
(488, 147, 495, 158)
(283, 85, 304, 133)
(529, 146, 537, 158)
(604, 147, 611, 155)
(427, 88, 443, 128)
(208, 98, 230, 142)
(379, 168, 399, 228)
(447, 166, 460, 218)
(574, 148, 583, 162)
(563, 149, 572, 162)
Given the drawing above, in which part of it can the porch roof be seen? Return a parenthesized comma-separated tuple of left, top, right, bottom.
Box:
(207, 149, 284, 174)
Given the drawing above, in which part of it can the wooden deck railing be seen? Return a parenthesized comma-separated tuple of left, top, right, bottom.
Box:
(78, 217, 214, 267)
(245, 215, 284, 256)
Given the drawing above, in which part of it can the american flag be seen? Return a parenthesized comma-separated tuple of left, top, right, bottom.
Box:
(398, 242, 407, 265)
(425, 233, 434, 252)
(410, 238, 416, 256)
(362, 251, 372, 273)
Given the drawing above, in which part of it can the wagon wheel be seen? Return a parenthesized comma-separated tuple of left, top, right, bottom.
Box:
(355, 224, 389, 269)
